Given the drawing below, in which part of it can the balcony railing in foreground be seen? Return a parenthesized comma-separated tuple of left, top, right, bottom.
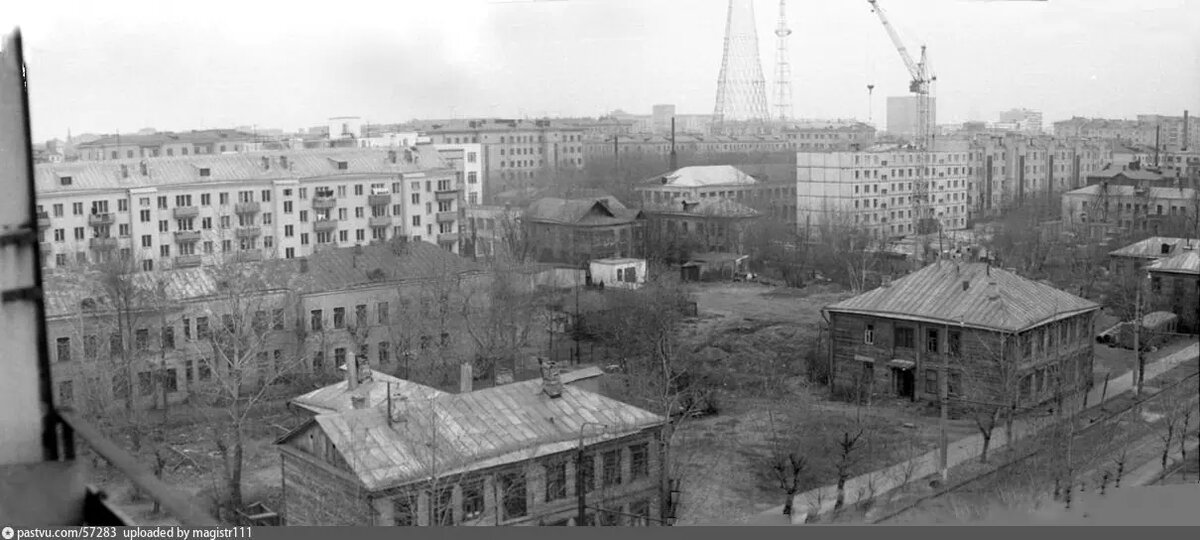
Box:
(38, 408, 219, 526)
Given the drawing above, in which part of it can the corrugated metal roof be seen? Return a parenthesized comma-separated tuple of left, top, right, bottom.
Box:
(524, 197, 640, 226)
(291, 371, 447, 415)
(1109, 237, 1200, 259)
(1066, 184, 1197, 201)
(825, 262, 1100, 333)
(649, 165, 760, 188)
(642, 197, 761, 218)
(35, 147, 449, 194)
(75, 129, 255, 148)
(1148, 249, 1200, 275)
(293, 378, 665, 491)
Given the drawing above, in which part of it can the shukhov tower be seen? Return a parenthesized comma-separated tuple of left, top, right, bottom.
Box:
(712, 0, 770, 129)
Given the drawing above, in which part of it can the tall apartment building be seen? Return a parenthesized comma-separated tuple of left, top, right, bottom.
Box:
(414, 119, 587, 196)
(582, 134, 794, 165)
(796, 144, 971, 239)
(783, 121, 877, 151)
(966, 134, 1111, 217)
(998, 108, 1044, 134)
(1053, 114, 1197, 149)
(886, 96, 937, 137)
(74, 129, 258, 161)
(34, 147, 467, 272)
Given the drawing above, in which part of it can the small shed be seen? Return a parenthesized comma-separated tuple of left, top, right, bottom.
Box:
(1113, 311, 1179, 350)
(682, 252, 749, 281)
(589, 258, 647, 290)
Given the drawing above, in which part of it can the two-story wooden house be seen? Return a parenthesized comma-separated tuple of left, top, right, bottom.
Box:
(275, 361, 669, 526)
(823, 261, 1100, 412)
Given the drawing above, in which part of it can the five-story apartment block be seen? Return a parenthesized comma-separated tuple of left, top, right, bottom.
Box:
(35, 147, 466, 272)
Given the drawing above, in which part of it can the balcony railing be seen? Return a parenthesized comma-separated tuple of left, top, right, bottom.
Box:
(87, 213, 114, 226)
(89, 237, 118, 250)
(40, 241, 52, 253)
(313, 242, 339, 253)
(234, 201, 260, 214)
(435, 189, 459, 202)
(436, 211, 457, 223)
(437, 232, 461, 243)
(38, 408, 219, 525)
(368, 215, 392, 228)
(367, 193, 392, 206)
(172, 206, 199, 219)
(174, 254, 203, 267)
(235, 227, 261, 238)
(174, 230, 202, 243)
(37, 211, 50, 229)
(312, 196, 337, 209)
(313, 219, 338, 233)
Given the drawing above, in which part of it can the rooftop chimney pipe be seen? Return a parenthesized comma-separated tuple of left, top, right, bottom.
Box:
(540, 357, 563, 398)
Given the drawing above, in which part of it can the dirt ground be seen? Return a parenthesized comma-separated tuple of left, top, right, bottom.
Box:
(669, 281, 978, 525)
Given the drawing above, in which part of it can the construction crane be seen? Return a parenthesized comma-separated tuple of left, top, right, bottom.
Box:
(866, 0, 938, 252)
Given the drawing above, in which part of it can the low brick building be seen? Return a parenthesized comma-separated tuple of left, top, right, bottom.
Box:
(276, 362, 669, 526)
(823, 262, 1101, 411)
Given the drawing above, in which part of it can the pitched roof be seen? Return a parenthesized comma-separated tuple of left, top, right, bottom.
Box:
(643, 165, 760, 188)
(1148, 249, 1200, 275)
(75, 129, 256, 148)
(824, 262, 1100, 333)
(1109, 236, 1200, 259)
(1064, 184, 1197, 201)
(291, 370, 447, 415)
(42, 241, 483, 318)
(285, 379, 666, 491)
(523, 197, 641, 226)
(1088, 167, 1164, 181)
(35, 147, 448, 194)
(642, 197, 761, 218)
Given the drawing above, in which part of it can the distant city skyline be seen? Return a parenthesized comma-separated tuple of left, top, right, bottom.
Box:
(5, 0, 1198, 142)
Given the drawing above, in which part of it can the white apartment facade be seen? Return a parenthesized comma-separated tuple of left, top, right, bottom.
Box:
(34, 147, 468, 272)
(796, 146, 971, 238)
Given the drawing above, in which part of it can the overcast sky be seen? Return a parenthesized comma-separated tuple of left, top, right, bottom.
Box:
(5, 0, 1199, 141)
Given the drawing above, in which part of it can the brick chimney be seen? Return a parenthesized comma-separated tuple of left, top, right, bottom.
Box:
(459, 362, 473, 393)
(540, 357, 563, 398)
(986, 280, 1000, 301)
(350, 395, 367, 409)
(346, 352, 359, 391)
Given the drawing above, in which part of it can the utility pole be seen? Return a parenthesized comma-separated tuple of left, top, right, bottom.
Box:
(938, 322, 950, 482)
(1134, 282, 1145, 397)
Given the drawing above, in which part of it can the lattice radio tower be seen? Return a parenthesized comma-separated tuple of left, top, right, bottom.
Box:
(772, 0, 793, 122)
(712, 0, 770, 131)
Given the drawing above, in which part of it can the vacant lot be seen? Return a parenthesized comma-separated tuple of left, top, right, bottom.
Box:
(670, 281, 978, 525)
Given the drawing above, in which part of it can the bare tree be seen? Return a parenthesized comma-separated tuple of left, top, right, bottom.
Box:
(833, 428, 865, 512)
(186, 259, 312, 518)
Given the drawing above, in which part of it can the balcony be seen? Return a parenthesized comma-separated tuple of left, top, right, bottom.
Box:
(313, 219, 338, 233)
(172, 206, 199, 219)
(438, 232, 461, 244)
(40, 241, 52, 253)
(313, 242, 339, 253)
(435, 189, 459, 202)
(0, 409, 219, 526)
(234, 201, 260, 214)
(235, 250, 263, 262)
(88, 237, 117, 250)
(235, 227, 261, 238)
(87, 213, 114, 226)
(174, 254, 202, 268)
(312, 196, 337, 209)
(367, 193, 392, 206)
(368, 215, 392, 228)
(174, 230, 201, 243)
(37, 211, 50, 229)
(436, 211, 457, 223)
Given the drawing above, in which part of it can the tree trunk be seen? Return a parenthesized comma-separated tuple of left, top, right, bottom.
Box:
(980, 430, 992, 464)
(783, 488, 796, 516)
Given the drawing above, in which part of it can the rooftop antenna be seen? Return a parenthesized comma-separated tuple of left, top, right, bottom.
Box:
(867, 84, 876, 124)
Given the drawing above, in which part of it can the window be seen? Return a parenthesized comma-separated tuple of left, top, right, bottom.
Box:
(545, 461, 567, 502)
(430, 487, 454, 526)
(196, 317, 210, 340)
(461, 480, 485, 523)
(333, 307, 345, 329)
(334, 348, 346, 368)
(926, 329, 940, 353)
(354, 304, 367, 328)
(138, 371, 154, 396)
(925, 369, 938, 395)
(378, 342, 390, 364)
(201, 193, 211, 206)
(497, 470, 527, 520)
(312, 351, 325, 372)
(377, 302, 389, 324)
(162, 326, 175, 350)
(949, 331, 961, 356)
(135, 328, 150, 351)
(630, 443, 650, 480)
(74, 202, 84, 215)
(311, 310, 323, 331)
(412, 215, 421, 227)
(579, 454, 595, 492)
(59, 380, 73, 404)
(948, 371, 962, 396)
(864, 324, 875, 345)
(602, 449, 622, 486)
(56, 337, 71, 363)
(894, 327, 914, 348)
(392, 494, 418, 526)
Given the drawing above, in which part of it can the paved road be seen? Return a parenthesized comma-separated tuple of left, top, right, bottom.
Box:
(760, 342, 1199, 524)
